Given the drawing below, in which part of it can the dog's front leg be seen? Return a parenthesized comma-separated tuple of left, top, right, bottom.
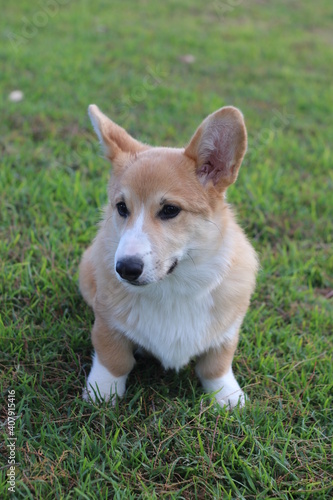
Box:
(83, 315, 135, 404)
(195, 336, 246, 409)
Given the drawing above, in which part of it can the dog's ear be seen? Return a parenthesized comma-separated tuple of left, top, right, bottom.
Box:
(185, 106, 247, 191)
(88, 104, 149, 162)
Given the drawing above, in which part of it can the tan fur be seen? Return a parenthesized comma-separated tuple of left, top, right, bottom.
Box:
(78, 246, 96, 307)
(91, 316, 135, 378)
(196, 337, 239, 381)
(80, 104, 258, 407)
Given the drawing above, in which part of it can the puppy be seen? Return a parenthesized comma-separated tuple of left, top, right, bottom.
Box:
(80, 104, 258, 408)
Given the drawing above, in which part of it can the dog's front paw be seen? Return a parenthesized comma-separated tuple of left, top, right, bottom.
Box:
(83, 354, 127, 404)
(82, 383, 117, 404)
(200, 368, 247, 410)
(215, 387, 247, 409)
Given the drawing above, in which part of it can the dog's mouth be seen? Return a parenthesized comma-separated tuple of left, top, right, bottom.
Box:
(167, 259, 178, 275)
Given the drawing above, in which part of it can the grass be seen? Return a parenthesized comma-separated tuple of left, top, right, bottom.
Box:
(1, 0, 332, 498)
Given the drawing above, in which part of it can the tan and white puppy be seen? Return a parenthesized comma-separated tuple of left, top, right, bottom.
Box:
(80, 104, 258, 408)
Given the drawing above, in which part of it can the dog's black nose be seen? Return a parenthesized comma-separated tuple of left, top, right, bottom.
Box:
(116, 257, 144, 282)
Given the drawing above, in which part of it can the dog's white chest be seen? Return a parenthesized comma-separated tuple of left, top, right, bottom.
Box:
(112, 289, 214, 370)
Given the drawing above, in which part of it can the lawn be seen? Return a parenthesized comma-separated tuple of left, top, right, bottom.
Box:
(1, 0, 332, 498)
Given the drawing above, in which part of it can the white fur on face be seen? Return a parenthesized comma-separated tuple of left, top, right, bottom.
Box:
(114, 207, 154, 284)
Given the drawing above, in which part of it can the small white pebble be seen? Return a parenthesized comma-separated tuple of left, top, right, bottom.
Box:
(9, 90, 24, 102)
(179, 54, 196, 64)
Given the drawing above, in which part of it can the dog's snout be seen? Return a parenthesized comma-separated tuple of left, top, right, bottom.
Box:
(116, 257, 144, 282)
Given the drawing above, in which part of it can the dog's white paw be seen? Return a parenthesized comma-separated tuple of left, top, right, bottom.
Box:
(215, 387, 247, 409)
(83, 354, 127, 404)
(200, 368, 247, 410)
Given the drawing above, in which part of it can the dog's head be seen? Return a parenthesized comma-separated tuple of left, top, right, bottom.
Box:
(88, 104, 247, 288)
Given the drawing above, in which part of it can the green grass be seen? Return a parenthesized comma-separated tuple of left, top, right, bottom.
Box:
(1, 0, 332, 498)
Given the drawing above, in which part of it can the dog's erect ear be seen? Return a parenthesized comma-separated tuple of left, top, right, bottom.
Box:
(88, 104, 148, 162)
(185, 106, 247, 191)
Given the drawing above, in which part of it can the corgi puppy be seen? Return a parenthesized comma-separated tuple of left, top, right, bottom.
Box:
(80, 104, 258, 408)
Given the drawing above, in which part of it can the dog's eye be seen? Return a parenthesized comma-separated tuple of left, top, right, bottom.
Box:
(116, 202, 129, 218)
(159, 205, 181, 220)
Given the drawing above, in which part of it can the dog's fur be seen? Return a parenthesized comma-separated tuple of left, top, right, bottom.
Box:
(80, 104, 258, 408)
